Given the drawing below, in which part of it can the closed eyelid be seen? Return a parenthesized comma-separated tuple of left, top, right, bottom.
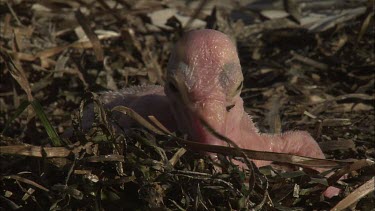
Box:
(236, 81, 243, 91)
(219, 63, 242, 88)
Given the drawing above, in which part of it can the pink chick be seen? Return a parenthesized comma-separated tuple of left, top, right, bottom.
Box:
(73, 29, 339, 197)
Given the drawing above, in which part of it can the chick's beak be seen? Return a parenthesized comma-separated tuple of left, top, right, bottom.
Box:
(188, 99, 229, 146)
(165, 67, 235, 147)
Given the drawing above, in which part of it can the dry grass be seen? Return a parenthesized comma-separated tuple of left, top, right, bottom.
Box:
(0, 0, 374, 210)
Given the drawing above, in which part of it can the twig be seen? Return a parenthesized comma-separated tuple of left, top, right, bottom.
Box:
(290, 50, 328, 70)
(6, 1, 23, 26)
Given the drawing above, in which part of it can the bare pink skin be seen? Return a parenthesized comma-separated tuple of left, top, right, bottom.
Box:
(165, 30, 325, 166)
(72, 29, 339, 197)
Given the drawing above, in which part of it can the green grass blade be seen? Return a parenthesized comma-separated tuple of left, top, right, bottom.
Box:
(2, 100, 30, 134)
(30, 100, 62, 147)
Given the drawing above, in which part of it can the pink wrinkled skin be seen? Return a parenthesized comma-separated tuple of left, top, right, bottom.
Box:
(165, 30, 325, 165)
(71, 29, 339, 197)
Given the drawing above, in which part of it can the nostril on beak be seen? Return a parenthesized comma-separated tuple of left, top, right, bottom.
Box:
(226, 104, 235, 112)
(168, 82, 179, 93)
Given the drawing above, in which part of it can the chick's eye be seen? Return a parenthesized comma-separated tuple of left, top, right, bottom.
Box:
(236, 81, 243, 91)
(168, 82, 178, 93)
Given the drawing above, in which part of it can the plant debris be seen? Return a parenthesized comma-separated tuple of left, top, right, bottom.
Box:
(1, 0, 374, 210)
